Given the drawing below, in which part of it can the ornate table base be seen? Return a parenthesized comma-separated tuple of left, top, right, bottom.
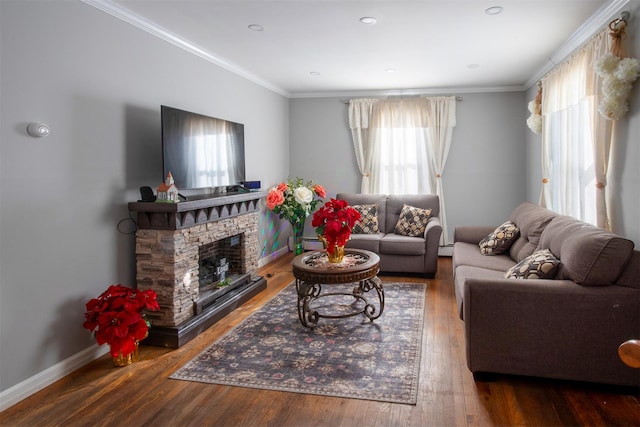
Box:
(292, 249, 384, 329)
(296, 277, 384, 328)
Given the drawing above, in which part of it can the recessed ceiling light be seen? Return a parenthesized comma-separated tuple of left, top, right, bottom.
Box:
(467, 63, 480, 69)
(310, 71, 321, 76)
(359, 17, 377, 25)
(385, 69, 396, 73)
(485, 6, 503, 15)
(248, 24, 264, 31)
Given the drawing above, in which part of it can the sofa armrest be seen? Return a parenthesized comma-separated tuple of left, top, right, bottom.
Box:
(423, 216, 443, 274)
(463, 277, 640, 385)
(453, 225, 495, 244)
(424, 216, 443, 248)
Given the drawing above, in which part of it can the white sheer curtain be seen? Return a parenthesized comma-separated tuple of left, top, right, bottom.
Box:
(540, 29, 612, 229)
(348, 96, 456, 245)
(348, 99, 378, 193)
(369, 99, 432, 194)
(424, 97, 456, 246)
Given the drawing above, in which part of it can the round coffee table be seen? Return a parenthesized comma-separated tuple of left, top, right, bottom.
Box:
(291, 249, 384, 328)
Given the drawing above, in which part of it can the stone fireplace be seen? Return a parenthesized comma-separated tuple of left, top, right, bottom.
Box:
(129, 191, 267, 347)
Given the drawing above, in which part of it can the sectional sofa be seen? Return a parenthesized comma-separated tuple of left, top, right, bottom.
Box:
(452, 202, 640, 387)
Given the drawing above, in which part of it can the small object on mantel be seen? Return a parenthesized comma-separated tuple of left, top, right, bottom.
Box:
(618, 339, 640, 368)
(156, 171, 180, 203)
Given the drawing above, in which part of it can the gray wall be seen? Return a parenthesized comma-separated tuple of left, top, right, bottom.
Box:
(0, 1, 289, 392)
(290, 92, 528, 240)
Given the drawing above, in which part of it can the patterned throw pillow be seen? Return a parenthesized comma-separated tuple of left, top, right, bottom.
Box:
(505, 249, 560, 279)
(351, 204, 379, 234)
(394, 204, 432, 237)
(479, 221, 520, 255)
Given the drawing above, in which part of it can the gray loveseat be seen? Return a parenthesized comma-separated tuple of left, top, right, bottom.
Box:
(336, 193, 442, 277)
(453, 202, 640, 387)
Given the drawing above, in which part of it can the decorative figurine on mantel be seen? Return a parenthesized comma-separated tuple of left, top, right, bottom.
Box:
(156, 171, 180, 203)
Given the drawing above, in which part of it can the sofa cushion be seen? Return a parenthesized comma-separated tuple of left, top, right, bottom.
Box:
(380, 234, 425, 255)
(337, 193, 388, 233)
(505, 249, 560, 279)
(479, 221, 520, 255)
(386, 194, 440, 233)
(394, 204, 431, 237)
(508, 202, 558, 262)
(453, 242, 517, 272)
(616, 251, 640, 289)
(454, 265, 507, 319)
(351, 204, 379, 234)
(345, 234, 381, 253)
(538, 216, 635, 286)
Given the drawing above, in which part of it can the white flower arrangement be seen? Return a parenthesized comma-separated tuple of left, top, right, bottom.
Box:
(526, 99, 542, 134)
(595, 52, 640, 120)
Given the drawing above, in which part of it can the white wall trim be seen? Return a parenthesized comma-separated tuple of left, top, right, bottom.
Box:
(81, 0, 290, 97)
(258, 246, 289, 268)
(1, 246, 285, 412)
(81, 0, 630, 99)
(524, 0, 630, 89)
(0, 344, 109, 412)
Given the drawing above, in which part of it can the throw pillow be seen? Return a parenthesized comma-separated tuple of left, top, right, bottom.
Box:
(351, 204, 380, 234)
(394, 204, 432, 237)
(479, 221, 520, 255)
(505, 249, 560, 279)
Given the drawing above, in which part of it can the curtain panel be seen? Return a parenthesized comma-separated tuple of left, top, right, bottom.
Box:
(348, 99, 379, 194)
(540, 29, 613, 230)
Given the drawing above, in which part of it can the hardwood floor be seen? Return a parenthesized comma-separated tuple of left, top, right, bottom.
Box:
(1, 255, 639, 426)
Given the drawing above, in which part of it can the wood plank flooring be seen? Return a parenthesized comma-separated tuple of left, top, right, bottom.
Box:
(1, 255, 639, 426)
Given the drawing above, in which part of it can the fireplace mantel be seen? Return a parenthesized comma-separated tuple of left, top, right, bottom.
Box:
(128, 190, 267, 230)
(130, 190, 267, 347)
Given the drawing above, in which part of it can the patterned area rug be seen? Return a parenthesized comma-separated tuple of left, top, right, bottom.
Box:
(170, 281, 426, 404)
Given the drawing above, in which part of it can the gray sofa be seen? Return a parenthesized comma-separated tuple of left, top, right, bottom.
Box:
(453, 202, 640, 387)
(336, 193, 442, 277)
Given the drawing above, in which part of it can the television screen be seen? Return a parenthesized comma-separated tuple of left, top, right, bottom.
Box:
(161, 105, 245, 190)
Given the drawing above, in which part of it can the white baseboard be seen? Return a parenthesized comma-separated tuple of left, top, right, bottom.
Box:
(258, 246, 289, 268)
(3, 247, 444, 412)
(438, 245, 453, 257)
(0, 344, 109, 412)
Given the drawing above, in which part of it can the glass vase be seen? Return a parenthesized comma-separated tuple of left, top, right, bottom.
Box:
(292, 222, 305, 256)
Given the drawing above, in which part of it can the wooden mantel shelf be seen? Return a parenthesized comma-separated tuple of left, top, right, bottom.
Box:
(128, 190, 267, 230)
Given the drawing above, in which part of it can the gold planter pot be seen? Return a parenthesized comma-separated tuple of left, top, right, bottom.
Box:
(111, 341, 139, 367)
(318, 235, 345, 263)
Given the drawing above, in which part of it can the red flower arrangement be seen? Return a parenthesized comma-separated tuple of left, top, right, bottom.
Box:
(312, 198, 361, 254)
(82, 285, 160, 357)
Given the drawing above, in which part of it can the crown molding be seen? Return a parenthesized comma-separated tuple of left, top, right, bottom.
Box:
(524, 0, 630, 89)
(81, 0, 290, 97)
(290, 85, 526, 99)
(82, 0, 629, 99)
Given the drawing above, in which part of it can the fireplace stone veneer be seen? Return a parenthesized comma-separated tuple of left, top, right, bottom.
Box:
(129, 191, 267, 347)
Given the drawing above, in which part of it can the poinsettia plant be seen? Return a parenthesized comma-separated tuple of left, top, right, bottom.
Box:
(82, 285, 160, 357)
(312, 198, 361, 254)
(266, 177, 326, 228)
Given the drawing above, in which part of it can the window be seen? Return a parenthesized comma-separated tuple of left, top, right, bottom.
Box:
(375, 127, 430, 195)
(348, 97, 456, 245)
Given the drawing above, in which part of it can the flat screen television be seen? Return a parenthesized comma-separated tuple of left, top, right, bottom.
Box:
(161, 105, 245, 191)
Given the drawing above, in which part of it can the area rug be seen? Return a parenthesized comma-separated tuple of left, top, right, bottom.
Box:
(170, 281, 425, 404)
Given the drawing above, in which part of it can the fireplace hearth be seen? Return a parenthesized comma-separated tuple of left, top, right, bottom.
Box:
(129, 191, 267, 347)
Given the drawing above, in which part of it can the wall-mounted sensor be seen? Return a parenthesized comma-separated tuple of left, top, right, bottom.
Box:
(27, 122, 50, 137)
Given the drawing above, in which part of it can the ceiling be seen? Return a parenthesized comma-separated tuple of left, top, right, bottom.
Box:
(87, 0, 628, 97)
